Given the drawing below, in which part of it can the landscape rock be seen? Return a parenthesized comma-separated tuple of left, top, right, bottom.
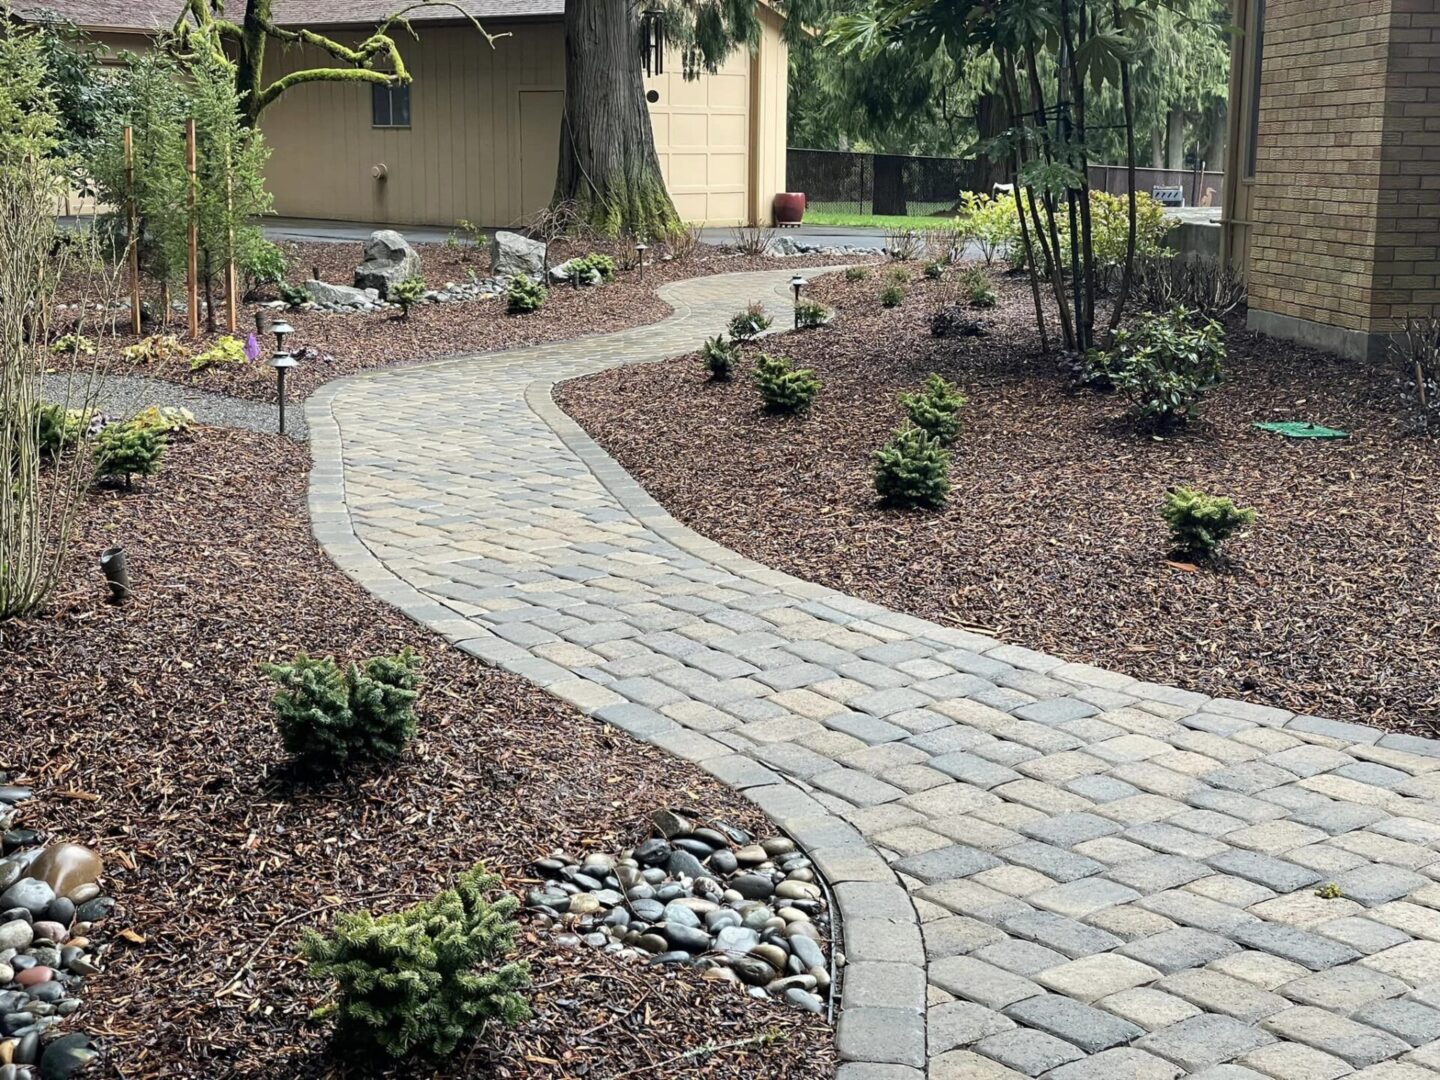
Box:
(490, 230, 546, 277)
(25, 847, 101, 902)
(303, 280, 371, 307)
(353, 230, 422, 299)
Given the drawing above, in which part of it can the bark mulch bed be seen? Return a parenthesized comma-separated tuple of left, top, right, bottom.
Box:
(556, 269, 1440, 735)
(62, 237, 871, 407)
(0, 428, 834, 1079)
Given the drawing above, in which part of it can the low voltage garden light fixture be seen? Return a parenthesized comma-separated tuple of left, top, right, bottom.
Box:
(270, 318, 293, 353)
(791, 274, 808, 327)
(272, 350, 298, 435)
(635, 241, 648, 282)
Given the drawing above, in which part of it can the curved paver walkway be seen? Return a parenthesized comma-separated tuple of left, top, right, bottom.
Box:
(309, 269, 1440, 1080)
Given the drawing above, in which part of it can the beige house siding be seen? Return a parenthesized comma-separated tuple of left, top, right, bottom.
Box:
(260, 17, 788, 229)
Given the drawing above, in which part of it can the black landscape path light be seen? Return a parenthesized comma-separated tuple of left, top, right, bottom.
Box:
(636, 240, 648, 282)
(791, 274, 808, 328)
(270, 318, 297, 435)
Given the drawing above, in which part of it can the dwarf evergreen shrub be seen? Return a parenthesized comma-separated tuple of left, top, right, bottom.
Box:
(701, 335, 740, 381)
(390, 276, 426, 319)
(261, 648, 421, 769)
(874, 425, 951, 509)
(36, 403, 86, 459)
(794, 299, 828, 329)
(844, 266, 870, 282)
(880, 284, 905, 308)
(506, 275, 547, 314)
(94, 422, 165, 487)
(568, 252, 616, 283)
(1090, 307, 1225, 429)
(754, 353, 820, 413)
(899, 374, 967, 445)
(728, 302, 772, 343)
(961, 266, 997, 308)
(1160, 486, 1257, 558)
(303, 864, 529, 1058)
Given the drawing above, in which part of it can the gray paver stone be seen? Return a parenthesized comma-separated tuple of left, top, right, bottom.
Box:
(836, 1007, 926, 1068)
(928, 1000, 1016, 1053)
(842, 961, 927, 1013)
(1045, 1047, 1182, 1080)
(1137, 1013, 1278, 1070)
(1262, 1005, 1411, 1067)
(1119, 927, 1242, 974)
(893, 844, 1002, 884)
(1232, 922, 1365, 971)
(974, 1028, 1085, 1077)
(1004, 993, 1144, 1052)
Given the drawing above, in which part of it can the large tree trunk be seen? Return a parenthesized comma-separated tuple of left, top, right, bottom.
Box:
(1166, 108, 1185, 170)
(871, 154, 907, 216)
(235, 0, 270, 128)
(555, 0, 677, 235)
(974, 92, 1011, 190)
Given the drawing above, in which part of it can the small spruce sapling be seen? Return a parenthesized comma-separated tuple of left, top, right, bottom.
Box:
(94, 422, 166, 488)
(844, 266, 870, 282)
(899, 374, 967, 445)
(873, 425, 952, 509)
(391, 276, 426, 320)
(753, 353, 820, 413)
(506, 275, 547, 314)
(701, 335, 740, 381)
(302, 863, 529, 1058)
(923, 260, 945, 280)
(961, 266, 997, 308)
(1160, 486, 1257, 559)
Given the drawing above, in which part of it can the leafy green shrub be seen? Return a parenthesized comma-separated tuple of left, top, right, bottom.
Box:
(50, 333, 95, 356)
(567, 252, 616, 284)
(189, 335, 247, 372)
(302, 864, 529, 1058)
(122, 333, 189, 365)
(245, 240, 289, 296)
(278, 281, 309, 309)
(899, 374, 967, 445)
(754, 353, 820, 413)
(506, 275, 547, 314)
(260, 648, 422, 770)
(844, 266, 870, 282)
(957, 191, 1020, 266)
(391, 276, 426, 320)
(36, 403, 87, 458)
(923, 260, 945, 281)
(128, 405, 195, 436)
(1090, 308, 1225, 429)
(794, 299, 828, 329)
(728, 302, 772, 343)
(888, 267, 912, 285)
(701, 335, 740, 381)
(1161, 487, 1257, 559)
(880, 284, 905, 308)
(873, 425, 951, 509)
(94, 421, 166, 487)
(960, 266, 997, 308)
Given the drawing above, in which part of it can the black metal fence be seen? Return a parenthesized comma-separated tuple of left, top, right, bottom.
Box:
(786, 148, 988, 218)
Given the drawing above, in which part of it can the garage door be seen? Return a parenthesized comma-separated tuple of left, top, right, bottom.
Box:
(645, 49, 750, 226)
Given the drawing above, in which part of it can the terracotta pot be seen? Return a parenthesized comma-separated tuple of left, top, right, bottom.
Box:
(773, 192, 806, 225)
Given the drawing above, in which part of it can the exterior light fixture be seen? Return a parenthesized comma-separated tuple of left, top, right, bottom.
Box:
(636, 241, 649, 281)
(791, 275, 808, 327)
(272, 350, 298, 435)
(270, 318, 293, 354)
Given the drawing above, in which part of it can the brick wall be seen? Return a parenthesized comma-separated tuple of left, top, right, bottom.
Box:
(1245, 0, 1440, 350)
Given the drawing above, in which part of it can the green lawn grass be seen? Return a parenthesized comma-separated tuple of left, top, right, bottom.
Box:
(803, 209, 957, 229)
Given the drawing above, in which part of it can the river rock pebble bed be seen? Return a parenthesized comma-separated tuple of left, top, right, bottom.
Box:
(527, 809, 832, 1015)
(0, 780, 108, 1080)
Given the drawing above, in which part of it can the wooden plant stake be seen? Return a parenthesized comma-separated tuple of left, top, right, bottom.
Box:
(224, 144, 237, 332)
(185, 118, 199, 340)
(123, 126, 141, 335)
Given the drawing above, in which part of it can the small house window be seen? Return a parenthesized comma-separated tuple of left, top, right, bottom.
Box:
(372, 82, 411, 129)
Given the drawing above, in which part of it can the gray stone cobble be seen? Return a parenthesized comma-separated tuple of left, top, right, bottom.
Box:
(307, 266, 1440, 1078)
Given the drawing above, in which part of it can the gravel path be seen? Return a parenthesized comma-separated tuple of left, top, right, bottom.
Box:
(42, 372, 303, 440)
(309, 267, 1440, 1080)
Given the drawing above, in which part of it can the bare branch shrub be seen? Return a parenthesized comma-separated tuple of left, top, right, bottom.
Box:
(664, 221, 703, 262)
(1389, 316, 1440, 434)
(730, 225, 777, 257)
(1133, 253, 1247, 320)
(884, 227, 925, 261)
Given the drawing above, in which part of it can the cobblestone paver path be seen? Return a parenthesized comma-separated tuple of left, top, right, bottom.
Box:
(310, 269, 1440, 1080)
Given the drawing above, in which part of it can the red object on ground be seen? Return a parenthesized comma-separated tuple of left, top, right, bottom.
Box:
(773, 192, 806, 225)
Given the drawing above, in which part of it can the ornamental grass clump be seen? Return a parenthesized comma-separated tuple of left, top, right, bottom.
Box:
(794, 299, 828, 329)
(1090, 307, 1225, 430)
(899, 373, 967, 445)
(701, 334, 740, 381)
(261, 648, 421, 770)
(505, 275, 547, 314)
(94, 421, 166, 488)
(1161, 486, 1257, 559)
(754, 352, 819, 413)
(880, 284, 905, 308)
(873, 425, 951, 509)
(844, 266, 870, 282)
(302, 864, 529, 1059)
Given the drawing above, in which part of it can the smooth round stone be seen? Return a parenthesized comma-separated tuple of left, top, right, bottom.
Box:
(761, 837, 797, 857)
(1, 1016, 33, 1040)
(583, 932, 608, 948)
(692, 828, 729, 848)
(37, 901, 71, 930)
(615, 865, 643, 889)
(22, 985, 60, 1006)
(673, 838, 715, 859)
(664, 851, 707, 881)
(654, 884, 686, 903)
(602, 908, 630, 929)
(568, 872, 603, 892)
(774, 881, 820, 902)
(662, 905, 700, 929)
(27, 926, 63, 947)
(0, 885, 49, 921)
(713, 926, 759, 959)
(785, 988, 824, 1013)
(66, 886, 99, 908)
(763, 917, 786, 933)
(721, 889, 743, 905)
(785, 868, 815, 883)
(694, 878, 723, 901)
(593, 889, 625, 907)
(0, 867, 18, 894)
(630, 899, 664, 922)
(581, 853, 615, 874)
(809, 965, 830, 990)
(668, 897, 718, 915)
(626, 885, 655, 902)
(14, 1033, 36, 1065)
(705, 910, 741, 932)
(23, 848, 101, 903)
(741, 907, 774, 931)
(27, 950, 58, 970)
(635, 934, 668, 954)
(731, 956, 776, 986)
(766, 974, 818, 994)
(789, 934, 825, 970)
(568, 894, 600, 915)
(554, 934, 581, 949)
(651, 810, 693, 839)
(747, 986, 769, 999)
(751, 943, 788, 971)
(648, 950, 691, 966)
(64, 956, 97, 979)
(730, 874, 774, 901)
(526, 890, 570, 913)
(734, 846, 768, 866)
(777, 907, 809, 923)
(37, 1032, 99, 1080)
(702, 965, 738, 984)
(0, 1039, 11, 1064)
(0, 967, 10, 986)
(0, 927, 29, 955)
(660, 924, 711, 953)
(534, 858, 566, 875)
(639, 868, 667, 885)
(0, 1065, 15, 1080)
(71, 898, 111, 923)
(633, 839, 671, 866)
(716, 822, 752, 845)
(785, 920, 821, 943)
(708, 851, 738, 875)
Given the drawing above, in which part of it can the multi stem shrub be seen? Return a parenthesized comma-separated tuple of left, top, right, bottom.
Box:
(1089, 307, 1226, 430)
(879, 284, 905, 308)
(93, 421, 166, 488)
(302, 863, 529, 1059)
(506, 275, 547, 314)
(390, 275, 427, 320)
(260, 648, 422, 770)
(960, 266, 997, 308)
(728, 302, 772, 343)
(1160, 486, 1257, 559)
(899, 374, 967, 445)
(700, 334, 739, 381)
(794, 299, 828, 329)
(753, 352, 820, 413)
(873, 425, 951, 509)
